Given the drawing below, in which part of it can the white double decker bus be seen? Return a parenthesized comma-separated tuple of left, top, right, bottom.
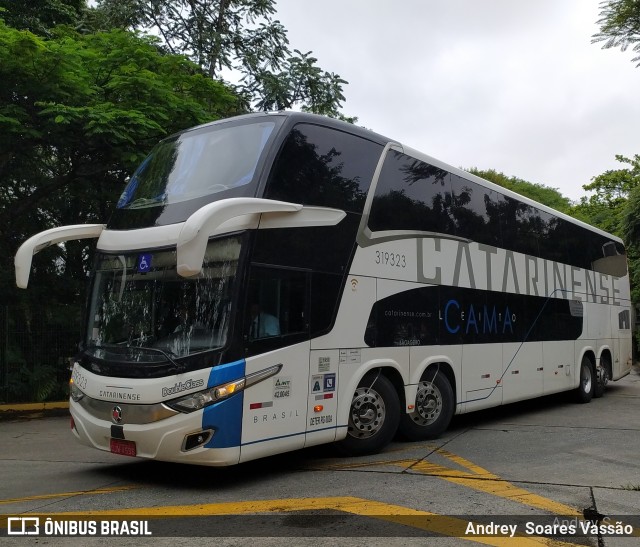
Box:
(15, 112, 633, 465)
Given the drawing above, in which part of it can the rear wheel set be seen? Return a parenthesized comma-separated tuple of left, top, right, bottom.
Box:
(338, 367, 455, 455)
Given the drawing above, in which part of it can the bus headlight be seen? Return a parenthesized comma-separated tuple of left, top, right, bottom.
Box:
(167, 378, 247, 412)
(69, 378, 85, 402)
(166, 363, 282, 413)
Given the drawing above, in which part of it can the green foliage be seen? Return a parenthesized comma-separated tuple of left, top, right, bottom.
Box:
(467, 168, 572, 213)
(571, 155, 640, 344)
(89, 0, 351, 117)
(569, 154, 640, 237)
(0, 0, 83, 36)
(7, 364, 65, 403)
(593, 0, 640, 67)
(619, 156, 640, 309)
(1, 302, 81, 403)
(617, 155, 640, 238)
(251, 49, 349, 118)
(0, 17, 241, 401)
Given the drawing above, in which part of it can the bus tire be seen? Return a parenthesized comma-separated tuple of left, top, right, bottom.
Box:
(594, 354, 611, 398)
(398, 368, 454, 441)
(337, 371, 400, 456)
(575, 355, 595, 403)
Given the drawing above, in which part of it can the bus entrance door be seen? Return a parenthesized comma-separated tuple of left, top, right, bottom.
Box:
(239, 341, 310, 463)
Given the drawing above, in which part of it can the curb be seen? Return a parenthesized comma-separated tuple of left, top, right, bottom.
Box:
(0, 401, 69, 421)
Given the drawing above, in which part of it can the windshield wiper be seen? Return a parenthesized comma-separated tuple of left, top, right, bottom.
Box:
(85, 343, 186, 373)
(143, 346, 186, 373)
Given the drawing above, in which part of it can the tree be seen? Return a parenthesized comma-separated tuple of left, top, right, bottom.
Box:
(592, 2, 640, 343)
(571, 155, 640, 326)
(89, 0, 351, 118)
(618, 156, 640, 306)
(0, 17, 242, 401)
(570, 154, 640, 236)
(0, 0, 83, 36)
(622, 155, 640, 240)
(593, 0, 640, 67)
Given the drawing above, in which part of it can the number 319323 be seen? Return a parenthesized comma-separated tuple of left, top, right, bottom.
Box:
(375, 250, 406, 268)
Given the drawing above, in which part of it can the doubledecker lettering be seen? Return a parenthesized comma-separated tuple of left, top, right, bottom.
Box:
(162, 378, 204, 397)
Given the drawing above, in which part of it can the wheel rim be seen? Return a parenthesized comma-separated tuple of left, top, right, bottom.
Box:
(597, 364, 610, 388)
(347, 386, 386, 439)
(603, 368, 609, 386)
(581, 363, 592, 393)
(410, 381, 443, 426)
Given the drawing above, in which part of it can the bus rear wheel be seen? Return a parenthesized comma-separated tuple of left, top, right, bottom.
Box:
(399, 368, 454, 441)
(594, 354, 611, 398)
(337, 372, 400, 456)
(575, 355, 595, 403)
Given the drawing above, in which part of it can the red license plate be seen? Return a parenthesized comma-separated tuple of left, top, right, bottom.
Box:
(110, 438, 137, 457)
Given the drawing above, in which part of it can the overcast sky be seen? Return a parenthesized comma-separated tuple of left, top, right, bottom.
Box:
(274, 0, 640, 201)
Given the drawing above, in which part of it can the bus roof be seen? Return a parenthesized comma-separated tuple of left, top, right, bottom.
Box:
(178, 111, 622, 245)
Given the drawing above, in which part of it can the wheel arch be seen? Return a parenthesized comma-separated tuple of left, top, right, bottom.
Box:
(406, 358, 458, 415)
(424, 362, 457, 407)
(335, 364, 403, 454)
(336, 360, 405, 434)
(597, 347, 613, 377)
(380, 366, 406, 409)
(575, 347, 596, 389)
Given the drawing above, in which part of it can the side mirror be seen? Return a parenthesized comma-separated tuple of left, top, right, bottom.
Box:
(15, 224, 105, 288)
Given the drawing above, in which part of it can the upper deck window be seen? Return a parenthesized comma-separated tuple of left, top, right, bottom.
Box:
(117, 121, 275, 210)
(265, 123, 382, 213)
(367, 150, 627, 274)
(369, 150, 456, 234)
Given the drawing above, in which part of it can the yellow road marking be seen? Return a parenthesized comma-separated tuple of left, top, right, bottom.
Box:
(0, 485, 138, 505)
(3, 447, 636, 541)
(436, 449, 502, 477)
(308, 448, 638, 538)
(399, 449, 639, 537)
(401, 450, 581, 517)
(302, 443, 441, 471)
(0, 496, 576, 546)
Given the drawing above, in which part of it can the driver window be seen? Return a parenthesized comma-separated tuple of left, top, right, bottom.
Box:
(245, 266, 308, 344)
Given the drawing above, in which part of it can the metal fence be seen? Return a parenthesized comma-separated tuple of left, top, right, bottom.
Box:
(0, 304, 82, 403)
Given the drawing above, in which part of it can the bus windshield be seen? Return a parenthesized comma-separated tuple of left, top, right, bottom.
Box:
(85, 235, 242, 362)
(116, 120, 276, 210)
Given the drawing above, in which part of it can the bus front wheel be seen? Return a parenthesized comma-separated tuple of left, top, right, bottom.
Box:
(399, 368, 454, 441)
(337, 372, 400, 456)
(575, 356, 595, 403)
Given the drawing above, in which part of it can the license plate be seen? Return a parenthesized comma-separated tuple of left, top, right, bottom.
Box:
(110, 438, 137, 457)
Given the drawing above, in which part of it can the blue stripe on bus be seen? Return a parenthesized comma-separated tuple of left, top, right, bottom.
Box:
(202, 359, 245, 449)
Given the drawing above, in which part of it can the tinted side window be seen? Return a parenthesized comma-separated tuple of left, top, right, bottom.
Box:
(369, 151, 456, 235)
(365, 152, 625, 274)
(500, 197, 542, 258)
(535, 210, 562, 264)
(451, 174, 502, 247)
(265, 123, 382, 213)
(244, 266, 309, 356)
(561, 221, 590, 269)
(310, 272, 343, 336)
